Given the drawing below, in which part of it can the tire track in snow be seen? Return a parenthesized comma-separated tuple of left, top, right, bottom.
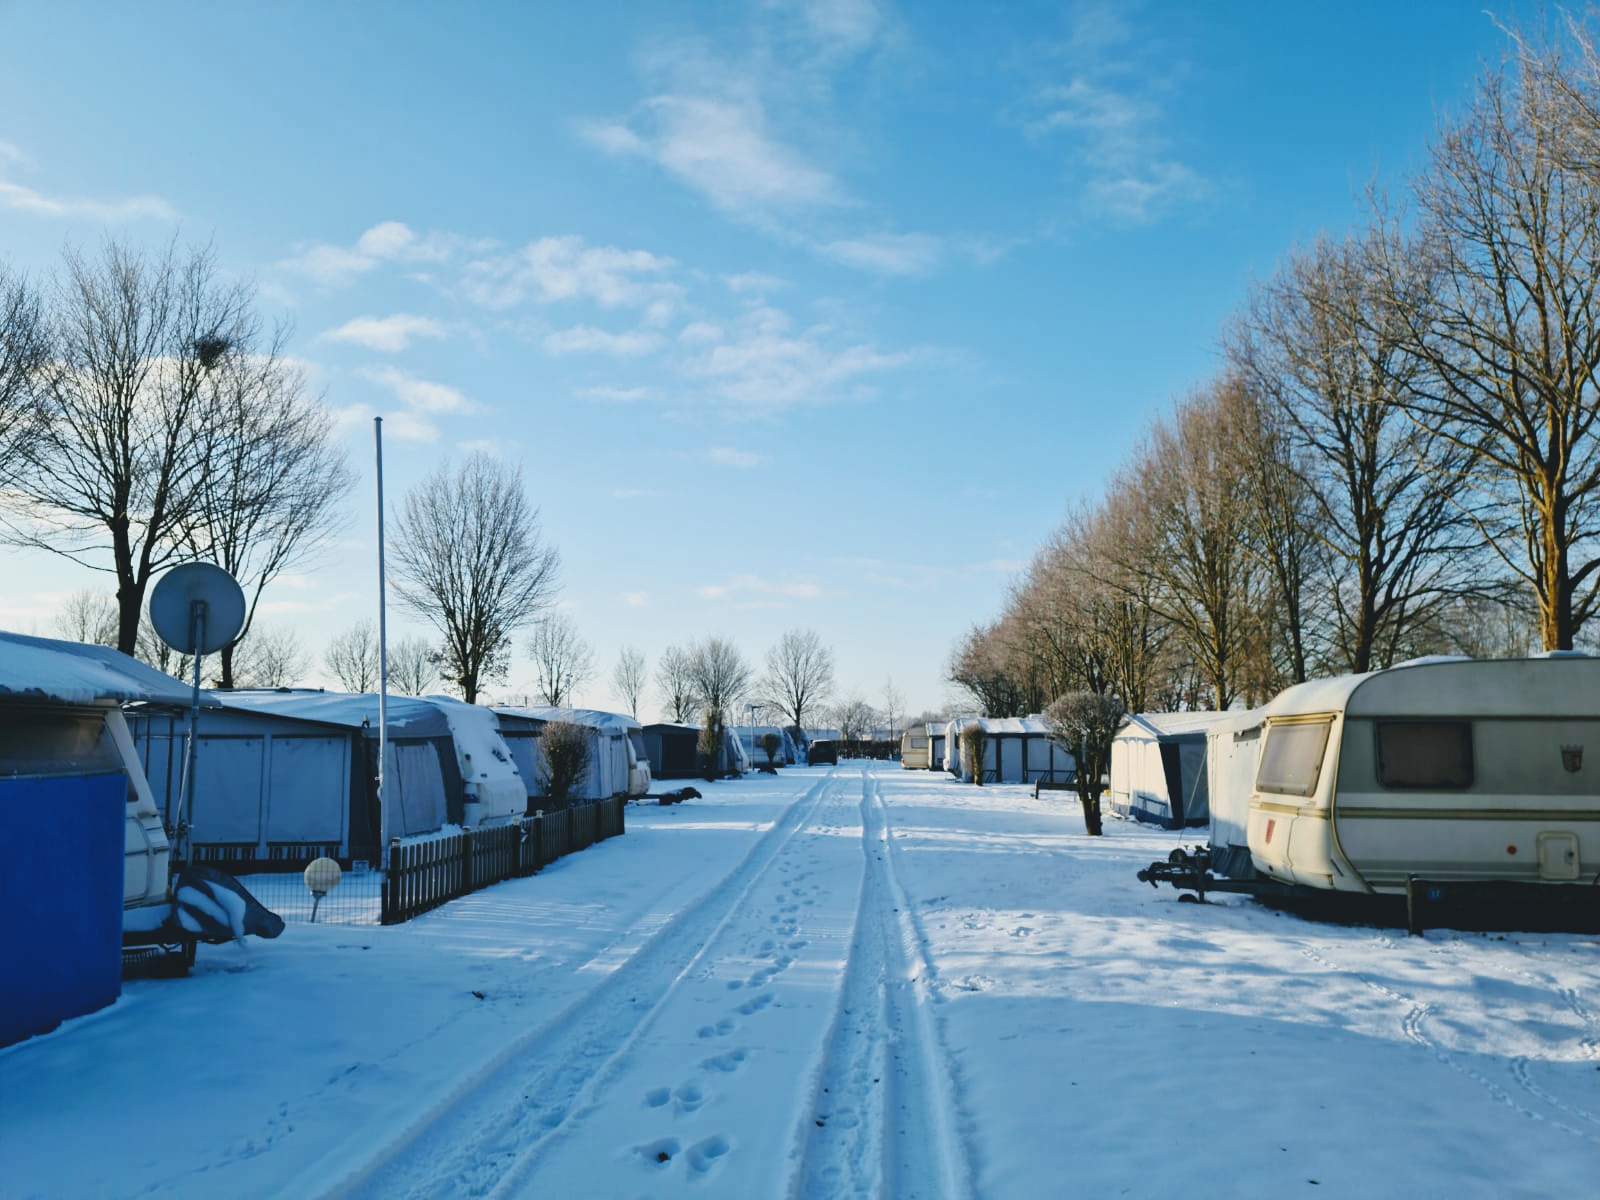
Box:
(790, 766, 973, 1200)
(315, 772, 844, 1200)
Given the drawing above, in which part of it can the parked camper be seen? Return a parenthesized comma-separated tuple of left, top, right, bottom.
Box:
(1142, 657, 1600, 901)
(1107, 711, 1231, 829)
(947, 716, 1075, 784)
(1203, 710, 1265, 879)
(736, 724, 797, 768)
(900, 724, 931, 769)
(496, 706, 651, 801)
(143, 691, 528, 867)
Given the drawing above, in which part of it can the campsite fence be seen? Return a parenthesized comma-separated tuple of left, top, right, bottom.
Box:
(381, 796, 626, 925)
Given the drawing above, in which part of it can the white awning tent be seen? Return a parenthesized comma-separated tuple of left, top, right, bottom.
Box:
(183, 691, 528, 849)
(735, 725, 798, 766)
(1107, 711, 1234, 830)
(495, 706, 648, 800)
(1203, 710, 1265, 877)
(946, 716, 1075, 784)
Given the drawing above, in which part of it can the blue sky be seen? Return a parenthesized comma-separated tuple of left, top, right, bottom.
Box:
(0, 1, 1509, 717)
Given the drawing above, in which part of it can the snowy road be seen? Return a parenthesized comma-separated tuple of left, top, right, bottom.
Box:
(320, 767, 971, 1200)
(6, 763, 1600, 1199)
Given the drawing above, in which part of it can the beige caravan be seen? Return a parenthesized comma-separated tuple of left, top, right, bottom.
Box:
(1246, 656, 1600, 893)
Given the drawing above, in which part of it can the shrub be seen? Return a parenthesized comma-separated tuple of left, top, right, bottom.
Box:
(760, 731, 781, 765)
(698, 706, 726, 780)
(961, 720, 988, 786)
(541, 720, 592, 805)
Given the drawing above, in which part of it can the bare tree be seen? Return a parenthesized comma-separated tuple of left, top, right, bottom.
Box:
(54, 589, 120, 646)
(1234, 230, 1478, 674)
(832, 696, 877, 743)
(388, 636, 438, 696)
(324, 620, 380, 692)
(525, 612, 595, 707)
(0, 261, 47, 486)
(230, 624, 307, 688)
(388, 453, 560, 703)
(2, 239, 255, 653)
(948, 621, 1038, 717)
(179, 342, 352, 686)
(655, 644, 700, 723)
(611, 645, 647, 717)
(882, 678, 902, 743)
(1387, 43, 1600, 649)
(760, 628, 834, 737)
(685, 636, 751, 719)
(1115, 382, 1262, 710)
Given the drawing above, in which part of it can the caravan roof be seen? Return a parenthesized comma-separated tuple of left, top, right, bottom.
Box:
(499, 705, 642, 735)
(0, 631, 196, 707)
(211, 689, 453, 737)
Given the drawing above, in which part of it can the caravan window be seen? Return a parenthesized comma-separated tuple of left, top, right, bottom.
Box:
(1376, 721, 1473, 789)
(1256, 719, 1332, 798)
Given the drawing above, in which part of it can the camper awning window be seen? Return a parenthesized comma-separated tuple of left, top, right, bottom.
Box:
(1375, 721, 1474, 789)
(1256, 718, 1332, 798)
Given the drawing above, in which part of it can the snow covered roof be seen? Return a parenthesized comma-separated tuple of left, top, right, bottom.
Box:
(958, 716, 1055, 736)
(496, 705, 642, 735)
(1118, 710, 1234, 740)
(212, 689, 452, 736)
(1259, 655, 1600, 721)
(0, 630, 195, 707)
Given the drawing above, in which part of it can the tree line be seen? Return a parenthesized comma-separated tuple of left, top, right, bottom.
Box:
(954, 20, 1600, 723)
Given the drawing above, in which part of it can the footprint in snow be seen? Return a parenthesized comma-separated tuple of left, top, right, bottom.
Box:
(738, 992, 773, 1016)
(638, 1137, 680, 1168)
(674, 1082, 705, 1112)
(702, 1048, 748, 1073)
(645, 1087, 672, 1108)
(688, 1135, 731, 1173)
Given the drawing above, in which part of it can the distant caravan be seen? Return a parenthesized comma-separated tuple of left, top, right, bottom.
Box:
(900, 725, 931, 769)
(1140, 656, 1600, 920)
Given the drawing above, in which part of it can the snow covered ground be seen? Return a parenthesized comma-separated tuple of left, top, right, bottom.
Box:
(5, 764, 1599, 1198)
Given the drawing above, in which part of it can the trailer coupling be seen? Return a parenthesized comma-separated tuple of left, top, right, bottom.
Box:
(1137, 847, 1297, 901)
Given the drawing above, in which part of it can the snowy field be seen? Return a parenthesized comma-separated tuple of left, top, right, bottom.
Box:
(4, 764, 1600, 1198)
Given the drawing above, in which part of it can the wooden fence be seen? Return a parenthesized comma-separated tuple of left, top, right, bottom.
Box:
(382, 797, 626, 925)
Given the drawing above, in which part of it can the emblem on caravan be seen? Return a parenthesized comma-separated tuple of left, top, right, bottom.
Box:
(1561, 744, 1584, 773)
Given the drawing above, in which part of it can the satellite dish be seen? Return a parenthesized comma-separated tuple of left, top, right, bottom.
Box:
(149, 562, 246, 654)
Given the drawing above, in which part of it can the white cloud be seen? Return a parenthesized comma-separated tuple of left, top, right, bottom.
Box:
(278, 221, 471, 285)
(580, 69, 845, 223)
(680, 321, 724, 344)
(709, 446, 763, 468)
(0, 178, 175, 223)
(725, 271, 785, 296)
(622, 591, 649, 607)
(683, 304, 916, 413)
(320, 314, 448, 352)
(332, 402, 439, 443)
(463, 234, 680, 313)
(578, 385, 652, 403)
(543, 325, 667, 357)
(360, 365, 475, 414)
(0, 142, 33, 169)
(697, 574, 835, 601)
(457, 439, 504, 457)
(820, 232, 942, 276)
(1027, 8, 1209, 224)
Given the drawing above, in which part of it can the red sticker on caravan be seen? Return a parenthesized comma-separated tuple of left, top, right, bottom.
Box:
(1265, 819, 1276, 843)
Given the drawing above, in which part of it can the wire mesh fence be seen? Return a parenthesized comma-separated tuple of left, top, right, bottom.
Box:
(233, 864, 384, 927)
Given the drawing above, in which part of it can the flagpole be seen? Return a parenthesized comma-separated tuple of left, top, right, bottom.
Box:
(375, 417, 390, 852)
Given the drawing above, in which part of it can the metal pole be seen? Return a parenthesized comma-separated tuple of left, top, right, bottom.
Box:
(375, 417, 390, 852)
(175, 599, 207, 867)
